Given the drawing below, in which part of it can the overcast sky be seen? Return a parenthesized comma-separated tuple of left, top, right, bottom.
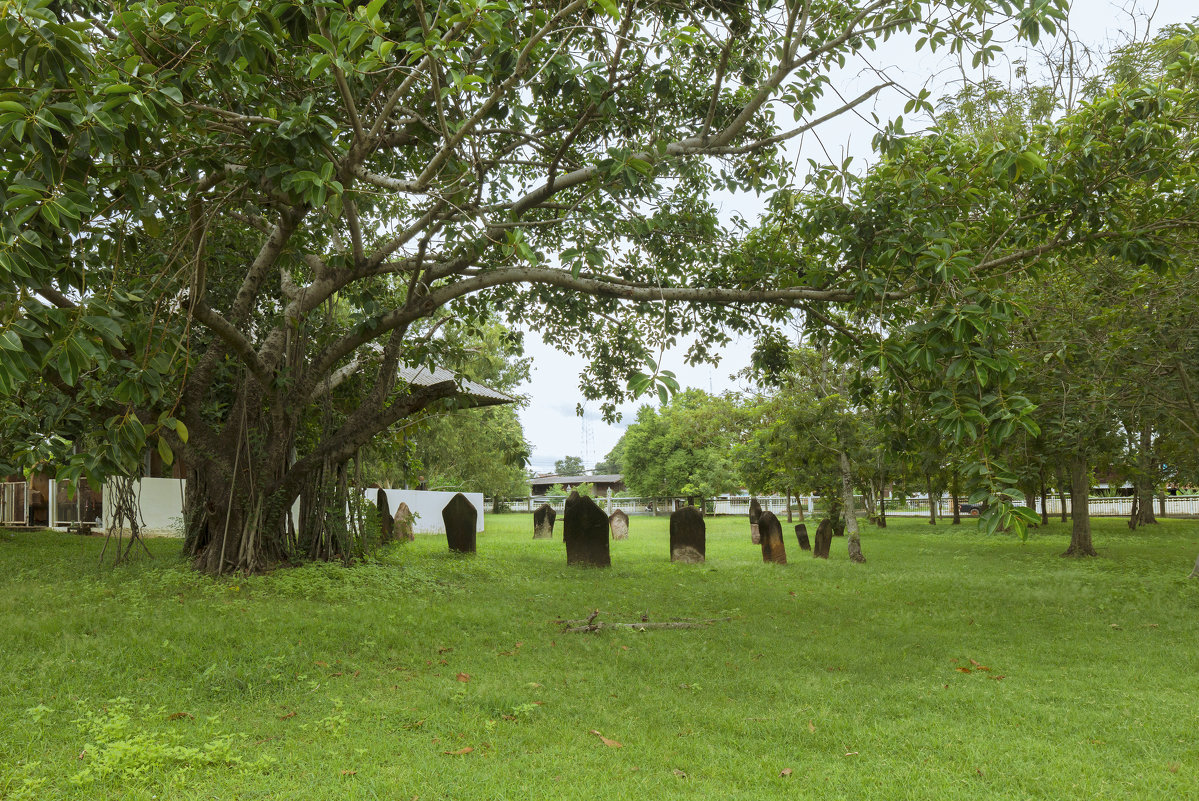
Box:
(515, 0, 1198, 475)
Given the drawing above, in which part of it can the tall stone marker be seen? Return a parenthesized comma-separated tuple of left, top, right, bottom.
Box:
(395, 502, 415, 542)
(795, 523, 810, 551)
(609, 509, 629, 541)
(442, 493, 477, 553)
(564, 491, 610, 567)
(669, 505, 705, 563)
(749, 498, 763, 545)
(377, 491, 394, 544)
(813, 519, 833, 559)
(533, 503, 556, 539)
(759, 510, 787, 564)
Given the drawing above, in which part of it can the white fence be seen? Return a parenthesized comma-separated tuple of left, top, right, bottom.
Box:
(363, 488, 485, 534)
(494, 494, 1199, 518)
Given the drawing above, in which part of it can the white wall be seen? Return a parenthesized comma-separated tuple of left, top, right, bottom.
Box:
(101, 477, 186, 537)
(363, 488, 485, 534)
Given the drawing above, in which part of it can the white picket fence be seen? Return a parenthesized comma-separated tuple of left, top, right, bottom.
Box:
(492, 494, 1199, 518)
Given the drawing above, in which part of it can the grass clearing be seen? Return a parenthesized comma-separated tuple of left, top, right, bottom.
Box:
(2, 514, 1197, 799)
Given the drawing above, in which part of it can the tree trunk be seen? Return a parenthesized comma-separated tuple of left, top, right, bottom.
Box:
(926, 474, 936, 525)
(1132, 425, 1157, 528)
(786, 489, 793, 523)
(950, 470, 961, 525)
(839, 451, 865, 563)
(1039, 470, 1049, 526)
(1062, 456, 1097, 557)
(1057, 465, 1069, 523)
(877, 491, 887, 528)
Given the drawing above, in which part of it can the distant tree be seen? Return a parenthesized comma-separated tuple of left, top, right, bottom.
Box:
(621, 390, 741, 506)
(554, 456, 586, 477)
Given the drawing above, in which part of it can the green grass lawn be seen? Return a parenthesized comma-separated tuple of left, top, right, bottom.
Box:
(2, 513, 1197, 800)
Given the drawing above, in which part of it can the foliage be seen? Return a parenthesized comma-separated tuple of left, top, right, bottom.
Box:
(553, 456, 586, 477)
(0, 0, 1074, 572)
(619, 389, 741, 499)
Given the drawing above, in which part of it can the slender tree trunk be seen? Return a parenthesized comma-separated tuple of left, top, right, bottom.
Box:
(950, 470, 961, 525)
(1057, 465, 1069, 523)
(877, 488, 887, 528)
(786, 489, 793, 523)
(839, 451, 865, 563)
(1063, 456, 1097, 557)
(1040, 471, 1049, 526)
(926, 474, 936, 525)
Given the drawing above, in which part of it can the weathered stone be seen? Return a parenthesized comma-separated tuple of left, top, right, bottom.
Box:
(394, 502, 415, 542)
(749, 498, 762, 544)
(813, 519, 833, 559)
(609, 509, 629, 541)
(795, 523, 810, 551)
(377, 492, 394, 544)
(563, 491, 610, 567)
(442, 493, 477, 553)
(669, 505, 705, 563)
(533, 503, 556, 539)
(759, 511, 787, 564)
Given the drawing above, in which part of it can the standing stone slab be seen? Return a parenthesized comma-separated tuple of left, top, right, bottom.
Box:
(813, 519, 833, 559)
(533, 503, 556, 539)
(442, 493, 477, 553)
(759, 511, 787, 564)
(795, 523, 810, 551)
(394, 502, 415, 542)
(749, 498, 763, 545)
(377, 492, 394, 544)
(563, 491, 610, 567)
(609, 509, 629, 541)
(669, 506, 705, 563)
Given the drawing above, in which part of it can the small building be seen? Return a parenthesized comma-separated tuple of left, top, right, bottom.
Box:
(529, 474, 625, 497)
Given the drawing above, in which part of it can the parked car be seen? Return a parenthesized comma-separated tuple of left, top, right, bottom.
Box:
(957, 502, 985, 517)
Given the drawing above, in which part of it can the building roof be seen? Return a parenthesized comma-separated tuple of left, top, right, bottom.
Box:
(528, 474, 623, 486)
(399, 364, 515, 407)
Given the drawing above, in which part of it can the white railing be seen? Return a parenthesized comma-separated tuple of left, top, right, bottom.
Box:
(489, 493, 1199, 518)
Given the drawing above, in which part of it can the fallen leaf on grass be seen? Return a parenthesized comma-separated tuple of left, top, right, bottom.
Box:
(672, 769, 687, 778)
(437, 646, 453, 654)
(315, 660, 329, 667)
(1110, 623, 1122, 630)
(991, 675, 1006, 681)
(780, 768, 793, 777)
(808, 721, 816, 733)
(590, 729, 623, 748)
(1168, 763, 1181, 774)
(456, 673, 471, 683)
(844, 749, 859, 757)
(167, 712, 193, 721)
(444, 747, 473, 756)
(340, 769, 357, 776)
(278, 711, 296, 720)
(956, 667, 972, 673)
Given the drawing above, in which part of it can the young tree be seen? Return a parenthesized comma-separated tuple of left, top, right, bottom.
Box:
(553, 456, 587, 477)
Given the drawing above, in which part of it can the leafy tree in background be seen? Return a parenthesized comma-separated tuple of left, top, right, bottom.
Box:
(553, 456, 586, 477)
(619, 390, 741, 508)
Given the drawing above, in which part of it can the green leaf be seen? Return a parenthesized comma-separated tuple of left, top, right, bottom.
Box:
(175, 419, 189, 444)
(157, 435, 174, 466)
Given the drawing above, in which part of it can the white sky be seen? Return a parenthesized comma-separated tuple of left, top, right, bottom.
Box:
(516, 0, 1198, 475)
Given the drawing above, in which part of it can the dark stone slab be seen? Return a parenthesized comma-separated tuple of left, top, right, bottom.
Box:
(669, 505, 705, 563)
(813, 519, 833, 559)
(749, 498, 762, 544)
(795, 523, 810, 551)
(609, 509, 629, 541)
(759, 511, 787, 564)
(442, 493, 477, 553)
(563, 491, 610, 567)
(533, 503, 556, 539)
(395, 502, 415, 542)
(377, 492, 394, 544)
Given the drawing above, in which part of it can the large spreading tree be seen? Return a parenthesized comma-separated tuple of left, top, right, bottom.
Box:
(5, 0, 1197, 573)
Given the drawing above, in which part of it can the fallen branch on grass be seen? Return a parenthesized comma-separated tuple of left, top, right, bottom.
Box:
(557, 609, 735, 633)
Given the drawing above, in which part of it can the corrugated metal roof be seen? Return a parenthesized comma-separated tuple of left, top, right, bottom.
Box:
(529, 474, 623, 485)
(398, 364, 515, 407)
